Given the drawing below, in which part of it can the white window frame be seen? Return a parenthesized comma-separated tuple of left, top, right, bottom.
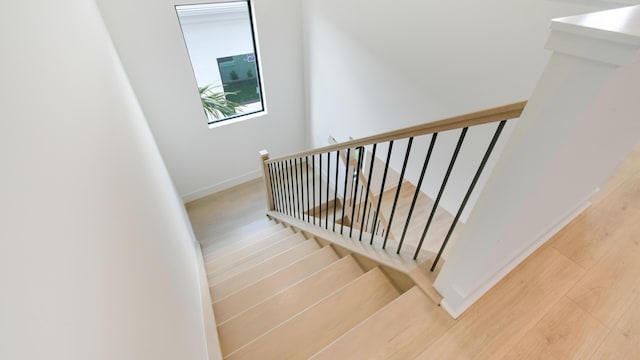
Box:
(174, 0, 268, 128)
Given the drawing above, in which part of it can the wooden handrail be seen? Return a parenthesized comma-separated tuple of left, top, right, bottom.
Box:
(266, 101, 527, 164)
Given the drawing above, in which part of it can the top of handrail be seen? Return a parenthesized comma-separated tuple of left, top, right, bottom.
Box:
(266, 100, 527, 164)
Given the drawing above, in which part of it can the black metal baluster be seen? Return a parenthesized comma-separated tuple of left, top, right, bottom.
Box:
(357, 194, 362, 223)
(268, 163, 276, 211)
(356, 183, 364, 223)
(359, 144, 377, 241)
(350, 147, 361, 207)
(333, 150, 339, 232)
(289, 159, 296, 218)
(349, 158, 355, 207)
(294, 159, 300, 219)
(304, 156, 311, 222)
(312, 155, 316, 224)
(299, 158, 305, 218)
(299, 159, 305, 217)
(326, 153, 330, 229)
(267, 163, 274, 211)
(383, 137, 414, 249)
(287, 160, 293, 217)
(294, 158, 301, 219)
(282, 161, 289, 216)
(278, 162, 288, 216)
(429, 121, 506, 269)
(349, 147, 364, 238)
(274, 162, 282, 214)
(273, 162, 280, 212)
(397, 134, 438, 254)
(370, 141, 394, 245)
(415, 128, 468, 259)
(278, 162, 288, 214)
(285, 160, 293, 217)
(365, 203, 372, 233)
(267, 164, 280, 211)
(318, 154, 322, 227)
(340, 148, 351, 235)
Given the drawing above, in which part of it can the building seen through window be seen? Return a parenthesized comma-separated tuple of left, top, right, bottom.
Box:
(176, 1, 264, 125)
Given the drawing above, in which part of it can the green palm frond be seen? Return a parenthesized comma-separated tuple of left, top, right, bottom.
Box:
(198, 84, 241, 120)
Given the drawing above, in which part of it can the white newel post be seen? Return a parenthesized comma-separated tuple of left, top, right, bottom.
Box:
(434, 6, 640, 318)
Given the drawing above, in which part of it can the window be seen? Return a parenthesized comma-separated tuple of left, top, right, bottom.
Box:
(176, 1, 264, 125)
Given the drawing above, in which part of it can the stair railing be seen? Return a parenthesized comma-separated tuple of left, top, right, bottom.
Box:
(328, 137, 395, 241)
(260, 101, 527, 270)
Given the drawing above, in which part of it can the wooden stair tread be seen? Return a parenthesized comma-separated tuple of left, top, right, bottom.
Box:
(199, 217, 275, 251)
(208, 233, 306, 284)
(205, 227, 295, 272)
(379, 181, 458, 253)
(226, 267, 400, 360)
(202, 221, 284, 257)
(310, 286, 454, 360)
(213, 246, 339, 323)
(209, 239, 321, 301)
(218, 255, 364, 356)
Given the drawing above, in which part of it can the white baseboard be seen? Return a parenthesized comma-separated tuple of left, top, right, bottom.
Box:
(195, 243, 223, 360)
(440, 298, 463, 319)
(438, 189, 597, 318)
(182, 170, 262, 203)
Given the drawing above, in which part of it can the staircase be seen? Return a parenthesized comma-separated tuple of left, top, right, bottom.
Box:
(202, 218, 450, 359)
(194, 102, 528, 358)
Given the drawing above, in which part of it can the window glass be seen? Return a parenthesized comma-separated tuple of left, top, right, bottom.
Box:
(176, 1, 264, 124)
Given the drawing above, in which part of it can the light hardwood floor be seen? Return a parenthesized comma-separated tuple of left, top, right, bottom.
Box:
(186, 147, 640, 359)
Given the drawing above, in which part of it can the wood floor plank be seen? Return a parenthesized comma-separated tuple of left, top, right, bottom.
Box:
(590, 147, 640, 202)
(590, 293, 640, 360)
(550, 174, 640, 268)
(565, 224, 640, 327)
(500, 296, 609, 359)
(416, 247, 584, 360)
(187, 178, 268, 243)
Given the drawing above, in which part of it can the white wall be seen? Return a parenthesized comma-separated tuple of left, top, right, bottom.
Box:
(302, 0, 615, 219)
(178, 9, 255, 89)
(96, 0, 307, 201)
(0, 1, 208, 358)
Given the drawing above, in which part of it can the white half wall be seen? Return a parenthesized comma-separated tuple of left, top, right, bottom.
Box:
(0, 0, 208, 358)
(302, 0, 615, 220)
(434, 5, 640, 317)
(95, 0, 307, 201)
